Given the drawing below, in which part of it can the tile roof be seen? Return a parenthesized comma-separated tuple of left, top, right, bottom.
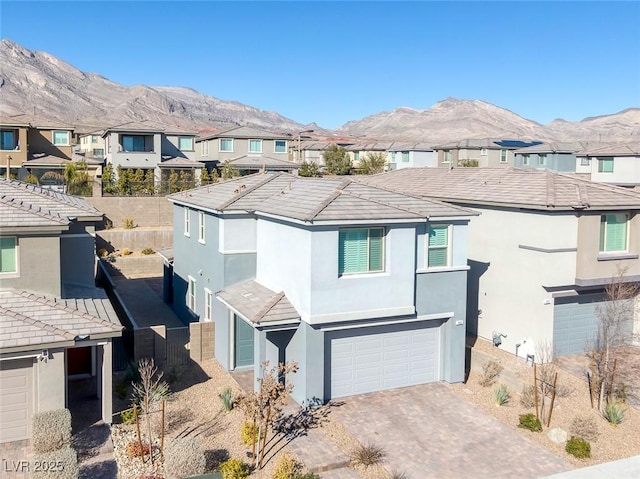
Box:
(0, 289, 122, 351)
(198, 126, 291, 141)
(227, 155, 300, 170)
(514, 142, 590, 154)
(577, 143, 640, 157)
(0, 178, 102, 228)
(158, 157, 202, 168)
(216, 280, 300, 325)
(358, 167, 640, 211)
(435, 138, 541, 150)
(24, 155, 71, 166)
(168, 172, 476, 223)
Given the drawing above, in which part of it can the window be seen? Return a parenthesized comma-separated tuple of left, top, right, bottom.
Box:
(93, 148, 104, 157)
(580, 157, 590, 166)
(354, 152, 360, 162)
(390, 152, 396, 163)
(184, 207, 190, 236)
(188, 276, 196, 311)
(428, 225, 450, 267)
(220, 138, 233, 152)
(539, 154, 547, 166)
(443, 150, 452, 163)
(598, 157, 614, 173)
(179, 136, 194, 151)
(198, 211, 205, 243)
(480, 148, 488, 156)
(0, 129, 18, 150)
(338, 228, 384, 275)
(522, 154, 530, 166)
(599, 214, 628, 253)
(91, 135, 99, 143)
(53, 130, 70, 146)
(201, 141, 209, 156)
(500, 149, 507, 163)
(204, 289, 213, 321)
(121, 135, 149, 152)
(401, 152, 410, 162)
(0, 237, 17, 273)
(274, 140, 287, 153)
(249, 139, 262, 153)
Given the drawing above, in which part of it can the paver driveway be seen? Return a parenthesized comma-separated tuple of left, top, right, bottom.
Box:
(332, 383, 571, 479)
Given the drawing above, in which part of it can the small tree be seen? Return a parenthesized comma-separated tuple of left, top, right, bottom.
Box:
(24, 172, 39, 185)
(102, 163, 116, 194)
(131, 168, 145, 195)
(200, 167, 211, 185)
(358, 152, 387, 175)
(323, 144, 351, 175)
(178, 170, 195, 191)
(143, 169, 155, 195)
(117, 165, 131, 195)
(298, 161, 321, 177)
(211, 168, 220, 183)
(168, 169, 179, 193)
(64, 161, 91, 195)
(221, 160, 240, 179)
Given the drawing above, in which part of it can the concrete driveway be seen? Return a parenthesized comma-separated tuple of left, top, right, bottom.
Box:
(331, 383, 571, 479)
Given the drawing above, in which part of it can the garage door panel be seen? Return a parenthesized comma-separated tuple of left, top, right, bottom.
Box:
(0, 359, 34, 443)
(328, 321, 441, 399)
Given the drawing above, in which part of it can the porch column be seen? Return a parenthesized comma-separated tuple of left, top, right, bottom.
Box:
(101, 341, 113, 423)
(253, 329, 267, 393)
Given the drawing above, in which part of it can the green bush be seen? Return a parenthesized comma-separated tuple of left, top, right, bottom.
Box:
(32, 409, 72, 453)
(141, 247, 155, 255)
(566, 436, 591, 459)
(219, 387, 234, 412)
(123, 218, 135, 229)
(518, 413, 542, 432)
(31, 446, 78, 479)
(272, 455, 301, 479)
(240, 421, 258, 446)
(120, 408, 136, 425)
(603, 402, 626, 426)
(493, 384, 511, 406)
(219, 458, 250, 479)
(164, 437, 206, 479)
(97, 248, 109, 258)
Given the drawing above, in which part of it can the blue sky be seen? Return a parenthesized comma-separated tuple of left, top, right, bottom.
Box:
(1, 1, 639, 129)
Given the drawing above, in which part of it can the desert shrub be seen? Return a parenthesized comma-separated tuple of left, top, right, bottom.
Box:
(122, 247, 133, 256)
(602, 402, 626, 426)
(613, 382, 631, 403)
(32, 408, 72, 453)
(125, 440, 151, 458)
(164, 437, 206, 479)
(272, 455, 302, 479)
(565, 437, 591, 459)
(123, 218, 135, 229)
(219, 387, 234, 412)
(570, 416, 599, 442)
(97, 248, 108, 258)
(219, 458, 250, 479)
(240, 421, 258, 446)
(389, 471, 410, 479)
(115, 380, 128, 400)
(350, 442, 386, 468)
(141, 247, 155, 255)
(479, 360, 503, 387)
(493, 384, 511, 406)
(31, 446, 78, 479)
(120, 408, 137, 425)
(520, 385, 536, 408)
(518, 413, 542, 432)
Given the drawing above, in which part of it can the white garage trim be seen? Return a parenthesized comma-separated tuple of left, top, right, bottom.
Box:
(0, 359, 35, 443)
(320, 312, 452, 332)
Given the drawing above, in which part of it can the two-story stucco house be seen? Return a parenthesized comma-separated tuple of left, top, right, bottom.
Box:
(514, 142, 589, 172)
(167, 173, 476, 403)
(0, 179, 122, 443)
(387, 143, 437, 170)
(78, 130, 106, 159)
(576, 143, 640, 187)
(362, 168, 640, 359)
(434, 139, 542, 168)
(196, 126, 292, 165)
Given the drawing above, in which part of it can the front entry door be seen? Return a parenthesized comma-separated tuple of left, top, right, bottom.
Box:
(235, 315, 254, 368)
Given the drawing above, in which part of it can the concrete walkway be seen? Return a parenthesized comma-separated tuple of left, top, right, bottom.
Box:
(543, 455, 640, 478)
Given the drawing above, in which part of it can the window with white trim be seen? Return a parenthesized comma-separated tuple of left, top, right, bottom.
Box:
(401, 152, 410, 162)
(0, 237, 17, 273)
(220, 138, 233, 152)
(249, 139, 262, 153)
(184, 207, 190, 236)
(0, 129, 18, 150)
(53, 130, 70, 146)
(204, 288, 213, 321)
(598, 157, 614, 173)
(580, 157, 590, 166)
(201, 141, 209, 156)
(198, 211, 205, 243)
(427, 225, 450, 268)
(500, 149, 508, 163)
(274, 140, 287, 153)
(338, 228, 384, 276)
(539, 154, 547, 166)
(522, 154, 530, 166)
(390, 152, 396, 163)
(179, 136, 194, 151)
(599, 214, 628, 253)
(443, 150, 452, 163)
(480, 148, 488, 156)
(188, 276, 196, 311)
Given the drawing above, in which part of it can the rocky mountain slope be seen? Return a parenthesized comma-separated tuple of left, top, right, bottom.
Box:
(1, 39, 638, 143)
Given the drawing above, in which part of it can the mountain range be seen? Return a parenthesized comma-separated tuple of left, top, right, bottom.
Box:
(1, 39, 639, 144)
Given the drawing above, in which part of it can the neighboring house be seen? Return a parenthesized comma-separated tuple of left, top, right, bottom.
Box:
(514, 142, 589, 172)
(0, 179, 122, 443)
(196, 126, 292, 164)
(293, 140, 355, 167)
(78, 131, 106, 159)
(167, 173, 476, 403)
(434, 138, 542, 168)
(0, 117, 29, 176)
(346, 142, 393, 169)
(576, 143, 640, 187)
(362, 167, 640, 358)
(224, 155, 300, 175)
(387, 143, 437, 170)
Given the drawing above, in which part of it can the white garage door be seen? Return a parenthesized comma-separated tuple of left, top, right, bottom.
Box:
(328, 321, 440, 399)
(0, 359, 34, 443)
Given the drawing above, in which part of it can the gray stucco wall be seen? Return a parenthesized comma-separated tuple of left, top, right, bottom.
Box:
(284, 322, 325, 404)
(37, 347, 66, 412)
(514, 152, 577, 172)
(60, 224, 96, 288)
(2, 234, 62, 296)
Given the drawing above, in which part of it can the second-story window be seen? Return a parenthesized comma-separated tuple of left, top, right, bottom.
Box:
(443, 150, 452, 163)
(0, 237, 17, 274)
(91, 135, 99, 143)
(249, 139, 262, 153)
(390, 152, 396, 163)
(500, 149, 508, 163)
(428, 225, 450, 268)
(539, 154, 547, 166)
(401, 152, 410, 162)
(598, 157, 614, 173)
(198, 211, 205, 243)
(522, 155, 530, 166)
(338, 228, 384, 276)
(220, 138, 233, 152)
(121, 135, 150, 152)
(480, 148, 488, 156)
(201, 141, 209, 156)
(599, 214, 628, 253)
(580, 157, 590, 166)
(93, 148, 104, 157)
(53, 130, 70, 146)
(0, 129, 18, 150)
(188, 276, 197, 311)
(204, 289, 213, 321)
(274, 140, 287, 153)
(179, 136, 194, 151)
(184, 207, 191, 236)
